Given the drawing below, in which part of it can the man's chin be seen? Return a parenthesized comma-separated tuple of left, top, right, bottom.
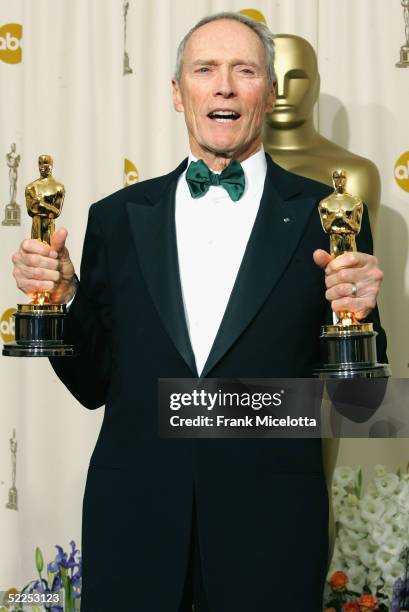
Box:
(202, 142, 241, 159)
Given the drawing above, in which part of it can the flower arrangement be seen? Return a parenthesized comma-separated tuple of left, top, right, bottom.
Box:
(323, 464, 409, 611)
(0, 541, 81, 612)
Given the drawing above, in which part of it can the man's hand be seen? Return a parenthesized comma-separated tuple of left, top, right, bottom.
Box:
(313, 249, 383, 320)
(12, 227, 77, 304)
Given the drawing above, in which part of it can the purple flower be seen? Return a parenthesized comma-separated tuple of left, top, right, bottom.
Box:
(67, 540, 80, 569)
(390, 596, 402, 612)
(48, 541, 80, 573)
(392, 575, 409, 610)
(29, 576, 63, 611)
(393, 577, 405, 597)
(28, 541, 82, 610)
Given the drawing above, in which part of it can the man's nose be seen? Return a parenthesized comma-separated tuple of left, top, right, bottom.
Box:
(214, 68, 235, 97)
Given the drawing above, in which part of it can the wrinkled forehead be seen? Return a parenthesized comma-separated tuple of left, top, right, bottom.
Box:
(274, 35, 317, 79)
(183, 19, 267, 67)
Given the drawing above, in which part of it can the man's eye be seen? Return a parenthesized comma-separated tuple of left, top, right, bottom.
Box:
(240, 68, 255, 75)
(196, 67, 210, 73)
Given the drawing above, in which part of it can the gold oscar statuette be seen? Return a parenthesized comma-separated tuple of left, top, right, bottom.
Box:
(2, 155, 74, 357)
(314, 170, 389, 378)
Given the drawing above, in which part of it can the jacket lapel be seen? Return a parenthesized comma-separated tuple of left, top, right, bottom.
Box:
(126, 159, 199, 377)
(126, 155, 321, 379)
(200, 155, 319, 377)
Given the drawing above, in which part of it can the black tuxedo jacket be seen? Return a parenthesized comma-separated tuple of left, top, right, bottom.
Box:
(50, 155, 386, 612)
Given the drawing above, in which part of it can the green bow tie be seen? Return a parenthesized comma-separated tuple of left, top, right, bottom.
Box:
(186, 159, 245, 202)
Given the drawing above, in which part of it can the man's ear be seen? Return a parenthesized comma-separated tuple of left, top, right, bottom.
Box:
(265, 81, 276, 113)
(172, 79, 184, 113)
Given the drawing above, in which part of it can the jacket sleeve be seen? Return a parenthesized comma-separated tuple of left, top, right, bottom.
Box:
(356, 204, 388, 365)
(49, 205, 112, 409)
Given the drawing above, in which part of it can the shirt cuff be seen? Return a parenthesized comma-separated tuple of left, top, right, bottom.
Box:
(65, 275, 79, 310)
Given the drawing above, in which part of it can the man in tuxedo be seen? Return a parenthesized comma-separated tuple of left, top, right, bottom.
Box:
(12, 12, 386, 612)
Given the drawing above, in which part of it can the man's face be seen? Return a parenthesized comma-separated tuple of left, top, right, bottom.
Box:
(172, 19, 275, 162)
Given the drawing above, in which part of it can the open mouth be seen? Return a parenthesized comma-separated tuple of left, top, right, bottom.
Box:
(207, 110, 241, 123)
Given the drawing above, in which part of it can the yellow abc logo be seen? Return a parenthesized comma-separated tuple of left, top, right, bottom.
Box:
(0, 308, 16, 343)
(238, 8, 267, 24)
(0, 24, 22, 64)
(124, 158, 139, 186)
(394, 151, 409, 193)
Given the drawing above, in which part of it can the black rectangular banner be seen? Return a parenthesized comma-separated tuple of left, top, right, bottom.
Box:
(158, 378, 409, 438)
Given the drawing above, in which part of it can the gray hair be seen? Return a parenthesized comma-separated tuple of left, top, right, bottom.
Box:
(174, 12, 276, 84)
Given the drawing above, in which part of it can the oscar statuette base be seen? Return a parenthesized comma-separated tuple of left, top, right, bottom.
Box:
(6, 487, 18, 510)
(2, 303, 74, 357)
(2, 202, 21, 226)
(314, 322, 390, 379)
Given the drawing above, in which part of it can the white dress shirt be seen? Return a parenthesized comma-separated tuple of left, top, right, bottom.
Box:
(175, 147, 267, 375)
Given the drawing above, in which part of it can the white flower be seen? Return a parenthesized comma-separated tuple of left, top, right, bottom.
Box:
(394, 480, 409, 511)
(329, 548, 344, 568)
(338, 507, 366, 536)
(380, 533, 405, 557)
(363, 483, 383, 503)
(345, 529, 367, 541)
(360, 496, 385, 522)
(334, 466, 357, 488)
(375, 473, 400, 497)
(374, 464, 387, 477)
(339, 534, 360, 559)
(337, 508, 356, 528)
(372, 522, 393, 546)
(391, 511, 409, 532)
(383, 500, 399, 520)
(332, 463, 409, 608)
(367, 569, 382, 592)
(347, 493, 359, 507)
(346, 563, 367, 592)
(357, 539, 378, 569)
(375, 548, 394, 572)
(383, 560, 406, 586)
(332, 484, 347, 508)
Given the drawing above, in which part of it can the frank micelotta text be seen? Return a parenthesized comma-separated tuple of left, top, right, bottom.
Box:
(169, 415, 317, 428)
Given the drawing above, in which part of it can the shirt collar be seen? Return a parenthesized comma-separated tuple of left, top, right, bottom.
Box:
(186, 146, 267, 196)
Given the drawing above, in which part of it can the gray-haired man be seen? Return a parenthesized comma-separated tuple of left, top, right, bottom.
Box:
(12, 12, 386, 611)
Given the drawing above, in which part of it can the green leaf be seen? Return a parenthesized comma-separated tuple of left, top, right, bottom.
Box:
(323, 598, 341, 611)
(357, 467, 362, 497)
(61, 567, 69, 592)
(65, 582, 74, 612)
(35, 547, 44, 574)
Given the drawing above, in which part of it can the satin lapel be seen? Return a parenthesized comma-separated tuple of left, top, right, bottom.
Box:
(126, 161, 198, 377)
(201, 157, 319, 377)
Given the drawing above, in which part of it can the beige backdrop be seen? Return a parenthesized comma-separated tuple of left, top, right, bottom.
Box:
(0, 0, 408, 595)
